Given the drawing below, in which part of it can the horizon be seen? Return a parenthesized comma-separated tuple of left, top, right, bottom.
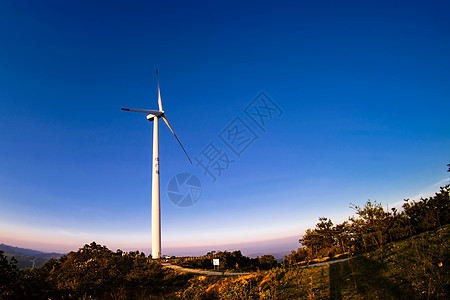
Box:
(1, 1, 449, 256)
(2, 184, 446, 256)
(1, 234, 301, 259)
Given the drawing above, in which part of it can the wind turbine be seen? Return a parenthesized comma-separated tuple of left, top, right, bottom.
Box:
(31, 258, 37, 268)
(122, 70, 192, 259)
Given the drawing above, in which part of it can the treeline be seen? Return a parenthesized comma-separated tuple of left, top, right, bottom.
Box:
(285, 181, 450, 265)
(175, 251, 277, 271)
(0, 242, 190, 299)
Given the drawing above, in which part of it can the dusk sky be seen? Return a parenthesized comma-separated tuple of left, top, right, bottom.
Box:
(1, 0, 449, 256)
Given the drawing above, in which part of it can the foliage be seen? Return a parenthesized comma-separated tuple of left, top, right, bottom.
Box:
(4, 242, 191, 299)
(350, 200, 392, 253)
(177, 250, 275, 272)
(300, 217, 340, 258)
(283, 247, 311, 266)
(257, 255, 277, 270)
(177, 267, 329, 300)
(0, 250, 19, 299)
(403, 185, 450, 233)
(178, 225, 450, 299)
(286, 177, 449, 266)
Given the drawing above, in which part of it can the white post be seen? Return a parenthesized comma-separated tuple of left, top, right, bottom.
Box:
(152, 117, 161, 259)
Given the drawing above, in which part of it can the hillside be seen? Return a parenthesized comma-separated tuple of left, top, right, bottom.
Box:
(0, 243, 63, 269)
(178, 224, 449, 299)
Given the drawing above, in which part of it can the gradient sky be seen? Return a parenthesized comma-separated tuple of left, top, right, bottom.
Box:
(1, 0, 449, 255)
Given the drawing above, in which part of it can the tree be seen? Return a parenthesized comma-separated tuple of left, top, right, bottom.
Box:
(258, 255, 277, 270)
(0, 250, 19, 299)
(403, 185, 450, 233)
(350, 200, 391, 252)
(386, 207, 411, 242)
(283, 247, 311, 266)
(332, 221, 353, 254)
(300, 217, 337, 258)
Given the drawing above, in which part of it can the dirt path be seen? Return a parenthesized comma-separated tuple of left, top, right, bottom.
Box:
(162, 263, 250, 276)
(303, 257, 351, 267)
(163, 257, 351, 276)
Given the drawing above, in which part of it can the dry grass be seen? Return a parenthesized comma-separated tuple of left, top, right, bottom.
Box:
(176, 225, 450, 299)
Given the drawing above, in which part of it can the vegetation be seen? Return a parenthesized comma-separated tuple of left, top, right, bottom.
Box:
(1, 165, 448, 299)
(0, 243, 62, 269)
(177, 265, 330, 299)
(177, 225, 450, 299)
(0, 250, 19, 299)
(173, 251, 277, 272)
(0, 242, 192, 299)
(285, 182, 450, 265)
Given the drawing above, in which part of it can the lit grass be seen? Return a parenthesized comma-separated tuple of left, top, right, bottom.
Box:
(175, 225, 450, 299)
(328, 224, 449, 299)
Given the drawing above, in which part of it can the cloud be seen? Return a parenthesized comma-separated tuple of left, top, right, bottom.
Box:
(410, 177, 450, 200)
(389, 177, 450, 210)
(57, 230, 89, 237)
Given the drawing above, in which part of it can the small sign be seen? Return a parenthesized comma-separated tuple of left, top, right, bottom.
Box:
(213, 259, 219, 266)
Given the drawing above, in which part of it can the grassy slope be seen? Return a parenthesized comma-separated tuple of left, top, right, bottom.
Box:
(329, 224, 449, 299)
(175, 225, 449, 299)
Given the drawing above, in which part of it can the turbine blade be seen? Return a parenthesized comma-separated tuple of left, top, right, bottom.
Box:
(121, 108, 162, 115)
(156, 69, 163, 111)
(162, 116, 192, 164)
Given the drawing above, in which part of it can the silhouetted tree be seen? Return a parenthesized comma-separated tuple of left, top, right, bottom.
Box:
(386, 207, 411, 242)
(258, 255, 277, 270)
(0, 250, 19, 299)
(403, 185, 450, 234)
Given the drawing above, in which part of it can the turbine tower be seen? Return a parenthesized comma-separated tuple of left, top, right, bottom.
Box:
(122, 70, 192, 259)
(31, 258, 37, 268)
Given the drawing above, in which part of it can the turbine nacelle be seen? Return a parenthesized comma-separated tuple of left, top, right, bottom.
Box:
(146, 114, 156, 121)
(147, 111, 164, 121)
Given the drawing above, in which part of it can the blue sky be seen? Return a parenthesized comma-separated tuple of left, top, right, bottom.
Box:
(0, 0, 449, 255)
